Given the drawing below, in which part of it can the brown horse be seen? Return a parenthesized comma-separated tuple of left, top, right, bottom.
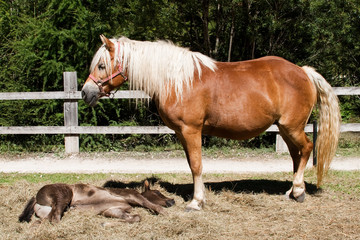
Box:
(81, 35, 340, 211)
(19, 180, 174, 223)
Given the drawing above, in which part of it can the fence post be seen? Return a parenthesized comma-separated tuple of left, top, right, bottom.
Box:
(276, 134, 288, 153)
(63, 72, 79, 153)
(313, 121, 317, 166)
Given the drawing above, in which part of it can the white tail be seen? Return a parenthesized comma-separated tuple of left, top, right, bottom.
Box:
(302, 66, 341, 187)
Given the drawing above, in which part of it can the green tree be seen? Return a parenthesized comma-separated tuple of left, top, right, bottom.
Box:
(0, 0, 359, 151)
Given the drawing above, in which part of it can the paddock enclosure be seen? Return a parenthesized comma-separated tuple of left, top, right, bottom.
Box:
(1, 171, 360, 239)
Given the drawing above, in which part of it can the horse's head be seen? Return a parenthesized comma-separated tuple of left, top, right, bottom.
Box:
(81, 35, 127, 107)
(141, 180, 175, 208)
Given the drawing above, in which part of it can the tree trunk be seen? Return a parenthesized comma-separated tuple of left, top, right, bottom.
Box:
(228, 9, 235, 62)
(202, 0, 211, 56)
(213, 1, 222, 58)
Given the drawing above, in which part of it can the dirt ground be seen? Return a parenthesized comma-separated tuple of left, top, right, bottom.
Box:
(0, 152, 359, 239)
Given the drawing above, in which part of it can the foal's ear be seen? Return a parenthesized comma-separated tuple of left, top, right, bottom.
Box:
(100, 34, 115, 54)
(143, 180, 150, 192)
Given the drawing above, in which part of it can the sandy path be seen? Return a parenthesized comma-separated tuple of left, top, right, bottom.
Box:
(0, 153, 359, 173)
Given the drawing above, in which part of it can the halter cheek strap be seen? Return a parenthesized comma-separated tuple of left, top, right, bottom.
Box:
(88, 42, 128, 97)
(88, 64, 127, 84)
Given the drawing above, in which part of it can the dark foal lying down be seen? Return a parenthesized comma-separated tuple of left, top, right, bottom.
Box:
(19, 180, 175, 223)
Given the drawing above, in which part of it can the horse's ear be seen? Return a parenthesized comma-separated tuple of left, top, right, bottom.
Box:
(100, 34, 115, 54)
(143, 180, 150, 192)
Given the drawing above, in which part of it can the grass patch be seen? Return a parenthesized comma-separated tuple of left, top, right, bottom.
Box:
(0, 173, 109, 185)
(324, 171, 360, 195)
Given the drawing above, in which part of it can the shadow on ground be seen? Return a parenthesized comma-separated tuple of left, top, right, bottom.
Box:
(104, 177, 319, 202)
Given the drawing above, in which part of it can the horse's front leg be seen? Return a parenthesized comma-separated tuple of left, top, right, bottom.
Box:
(176, 128, 205, 211)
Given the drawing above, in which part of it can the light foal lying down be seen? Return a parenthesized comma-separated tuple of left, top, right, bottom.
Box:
(19, 180, 175, 223)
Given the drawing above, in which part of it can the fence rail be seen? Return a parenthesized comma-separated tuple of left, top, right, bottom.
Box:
(0, 72, 359, 154)
(0, 90, 149, 100)
(1, 123, 360, 135)
(1, 87, 359, 100)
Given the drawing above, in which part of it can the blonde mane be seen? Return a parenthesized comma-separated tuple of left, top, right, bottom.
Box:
(90, 37, 217, 101)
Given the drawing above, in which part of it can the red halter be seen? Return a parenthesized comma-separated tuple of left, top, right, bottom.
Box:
(88, 42, 127, 97)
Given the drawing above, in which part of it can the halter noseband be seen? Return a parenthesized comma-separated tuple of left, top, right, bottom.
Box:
(88, 42, 127, 97)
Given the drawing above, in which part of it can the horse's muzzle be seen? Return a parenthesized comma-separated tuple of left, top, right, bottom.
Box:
(81, 82, 100, 107)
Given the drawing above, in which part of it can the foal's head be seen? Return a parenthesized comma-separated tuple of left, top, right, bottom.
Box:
(142, 180, 175, 207)
(81, 35, 127, 106)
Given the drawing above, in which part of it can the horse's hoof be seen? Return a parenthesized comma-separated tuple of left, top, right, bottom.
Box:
(166, 199, 176, 207)
(288, 191, 306, 203)
(294, 191, 306, 203)
(185, 206, 201, 212)
(185, 201, 202, 212)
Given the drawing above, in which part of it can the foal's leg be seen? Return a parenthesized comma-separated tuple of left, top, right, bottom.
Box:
(279, 125, 313, 202)
(47, 200, 70, 223)
(124, 194, 164, 214)
(107, 189, 164, 214)
(102, 207, 141, 223)
(176, 129, 205, 211)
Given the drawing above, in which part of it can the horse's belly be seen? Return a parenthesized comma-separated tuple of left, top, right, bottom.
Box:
(202, 86, 278, 140)
(203, 110, 275, 140)
(203, 123, 272, 140)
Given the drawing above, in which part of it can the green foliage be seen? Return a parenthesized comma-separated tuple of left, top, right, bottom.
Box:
(0, 172, 113, 185)
(0, 0, 359, 152)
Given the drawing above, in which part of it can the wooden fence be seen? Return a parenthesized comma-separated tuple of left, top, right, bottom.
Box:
(1, 72, 360, 157)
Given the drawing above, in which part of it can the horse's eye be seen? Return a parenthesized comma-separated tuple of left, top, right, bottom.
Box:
(98, 64, 105, 70)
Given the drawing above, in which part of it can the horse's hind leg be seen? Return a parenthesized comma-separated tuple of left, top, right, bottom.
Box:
(47, 201, 70, 223)
(278, 125, 313, 202)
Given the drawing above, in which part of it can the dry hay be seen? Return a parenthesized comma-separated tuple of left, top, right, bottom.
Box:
(1, 171, 359, 240)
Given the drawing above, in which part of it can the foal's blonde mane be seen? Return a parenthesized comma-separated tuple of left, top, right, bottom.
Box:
(90, 37, 217, 101)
